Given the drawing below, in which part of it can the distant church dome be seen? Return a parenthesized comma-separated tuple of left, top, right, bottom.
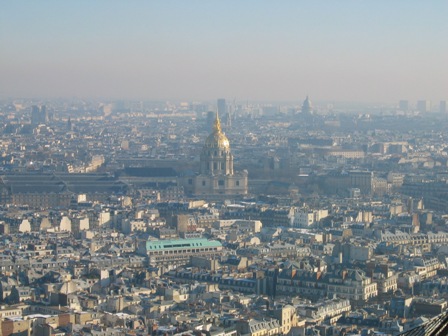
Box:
(204, 113, 230, 149)
(301, 96, 313, 114)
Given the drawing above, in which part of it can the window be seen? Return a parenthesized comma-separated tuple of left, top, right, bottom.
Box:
(236, 180, 240, 186)
(213, 162, 217, 170)
(202, 180, 206, 186)
(188, 179, 192, 185)
(218, 180, 224, 186)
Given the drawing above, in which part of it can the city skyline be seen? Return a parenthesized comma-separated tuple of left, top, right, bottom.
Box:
(1, 1, 448, 103)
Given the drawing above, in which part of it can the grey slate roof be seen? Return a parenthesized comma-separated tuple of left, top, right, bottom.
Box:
(398, 310, 448, 336)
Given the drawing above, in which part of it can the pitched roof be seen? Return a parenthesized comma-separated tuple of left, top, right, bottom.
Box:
(398, 310, 448, 336)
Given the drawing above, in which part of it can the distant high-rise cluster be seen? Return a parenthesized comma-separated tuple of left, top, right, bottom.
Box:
(31, 105, 48, 125)
(399, 100, 447, 113)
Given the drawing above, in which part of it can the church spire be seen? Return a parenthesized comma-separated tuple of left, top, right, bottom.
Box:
(213, 111, 222, 133)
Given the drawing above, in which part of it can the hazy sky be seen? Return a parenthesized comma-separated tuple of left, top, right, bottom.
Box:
(1, 1, 447, 103)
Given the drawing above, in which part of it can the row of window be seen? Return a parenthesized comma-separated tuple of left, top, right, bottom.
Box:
(188, 179, 241, 187)
(149, 247, 219, 255)
(202, 180, 240, 186)
(0, 311, 20, 317)
(148, 242, 205, 250)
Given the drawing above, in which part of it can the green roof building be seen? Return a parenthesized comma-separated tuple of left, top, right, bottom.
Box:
(139, 238, 223, 273)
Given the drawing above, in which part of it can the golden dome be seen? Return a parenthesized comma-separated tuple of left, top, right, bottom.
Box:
(204, 113, 230, 149)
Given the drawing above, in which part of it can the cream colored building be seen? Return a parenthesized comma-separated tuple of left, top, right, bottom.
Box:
(326, 269, 378, 301)
(272, 305, 298, 334)
(59, 216, 71, 232)
(213, 219, 262, 233)
(296, 298, 351, 324)
(235, 319, 281, 336)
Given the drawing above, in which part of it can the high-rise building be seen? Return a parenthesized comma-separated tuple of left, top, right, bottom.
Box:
(40, 105, 48, 123)
(217, 98, 227, 115)
(227, 113, 234, 127)
(440, 100, 447, 114)
(30, 105, 48, 125)
(417, 100, 431, 113)
(206, 111, 215, 130)
(184, 113, 248, 198)
(31, 105, 40, 125)
(399, 100, 409, 111)
(217, 98, 232, 128)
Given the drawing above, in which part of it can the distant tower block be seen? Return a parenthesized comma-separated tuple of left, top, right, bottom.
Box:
(440, 100, 447, 114)
(417, 100, 431, 113)
(206, 111, 215, 130)
(217, 98, 229, 127)
(31, 105, 48, 125)
(399, 100, 409, 111)
(224, 112, 232, 128)
(31, 105, 40, 125)
(217, 98, 227, 115)
(41, 105, 48, 123)
(67, 117, 73, 131)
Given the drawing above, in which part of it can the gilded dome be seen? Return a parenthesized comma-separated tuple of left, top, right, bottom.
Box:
(204, 113, 230, 149)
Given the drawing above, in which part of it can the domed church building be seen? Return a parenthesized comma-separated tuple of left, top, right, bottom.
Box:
(185, 112, 248, 198)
